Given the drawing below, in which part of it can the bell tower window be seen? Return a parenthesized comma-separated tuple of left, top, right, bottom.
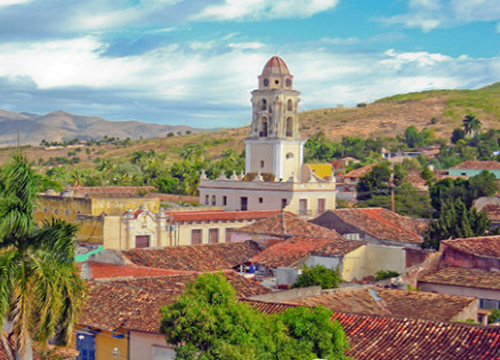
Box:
(286, 117, 293, 137)
(286, 78, 292, 87)
(260, 117, 268, 137)
(263, 78, 269, 87)
(287, 99, 293, 111)
(261, 99, 267, 111)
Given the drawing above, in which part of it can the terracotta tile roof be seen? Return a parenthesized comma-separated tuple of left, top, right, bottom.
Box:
(311, 208, 424, 245)
(406, 170, 428, 190)
(480, 204, 500, 221)
(238, 298, 296, 315)
(343, 163, 376, 178)
(419, 266, 500, 290)
(166, 209, 283, 223)
(290, 287, 476, 322)
(334, 312, 500, 360)
(82, 271, 271, 333)
(442, 236, 500, 258)
(251, 236, 364, 268)
(236, 212, 341, 238)
(123, 241, 263, 271)
(452, 160, 500, 170)
(78, 261, 195, 279)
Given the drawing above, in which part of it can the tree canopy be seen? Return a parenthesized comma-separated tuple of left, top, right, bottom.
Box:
(0, 154, 86, 360)
(160, 273, 350, 360)
(293, 264, 342, 289)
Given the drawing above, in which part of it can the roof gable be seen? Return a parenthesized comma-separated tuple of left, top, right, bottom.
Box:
(312, 208, 424, 244)
(237, 212, 340, 238)
(442, 236, 500, 259)
(251, 236, 364, 268)
(123, 241, 262, 271)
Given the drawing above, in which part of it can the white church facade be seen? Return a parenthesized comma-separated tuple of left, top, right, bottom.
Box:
(199, 56, 337, 218)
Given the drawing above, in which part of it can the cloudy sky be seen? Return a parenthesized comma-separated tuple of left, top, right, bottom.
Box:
(0, 0, 499, 128)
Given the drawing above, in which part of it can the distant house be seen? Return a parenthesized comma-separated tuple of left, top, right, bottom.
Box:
(474, 197, 500, 228)
(418, 236, 500, 310)
(250, 236, 366, 285)
(446, 160, 500, 178)
(340, 163, 376, 193)
(310, 208, 425, 249)
(290, 287, 479, 322)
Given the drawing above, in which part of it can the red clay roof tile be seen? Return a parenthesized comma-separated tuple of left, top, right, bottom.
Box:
(419, 266, 500, 290)
(251, 236, 364, 268)
(452, 160, 500, 170)
(442, 236, 500, 258)
(123, 241, 262, 271)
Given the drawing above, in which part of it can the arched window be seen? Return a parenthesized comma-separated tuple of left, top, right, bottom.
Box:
(287, 99, 293, 111)
(260, 117, 268, 137)
(286, 117, 293, 137)
(261, 99, 267, 111)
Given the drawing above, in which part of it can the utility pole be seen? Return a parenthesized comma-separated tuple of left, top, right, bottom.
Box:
(391, 187, 395, 213)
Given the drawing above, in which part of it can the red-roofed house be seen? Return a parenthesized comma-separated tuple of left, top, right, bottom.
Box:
(78, 271, 271, 360)
(447, 160, 500, 178)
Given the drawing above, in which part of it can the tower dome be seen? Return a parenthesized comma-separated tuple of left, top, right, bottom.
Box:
(261, 56, 290, 76)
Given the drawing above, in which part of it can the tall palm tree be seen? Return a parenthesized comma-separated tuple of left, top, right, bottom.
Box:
(0, 154, 86, 360)
(462, 114, 482, 138)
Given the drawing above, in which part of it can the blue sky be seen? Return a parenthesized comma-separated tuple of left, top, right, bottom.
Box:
(0, 0, 499, 128)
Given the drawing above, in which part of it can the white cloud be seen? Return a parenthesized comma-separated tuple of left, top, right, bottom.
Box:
(0, 0, 31, 6)
(0, 35, 499, 127)
(385, 0, 500, 31)
(191, 0, 339, 21)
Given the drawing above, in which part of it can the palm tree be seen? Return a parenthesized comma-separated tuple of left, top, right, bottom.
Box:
(462, 114, 482, 138)
(0, 154, 86, 360)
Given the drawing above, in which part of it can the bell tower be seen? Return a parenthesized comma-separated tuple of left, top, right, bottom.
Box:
(245, 56, 305, 181)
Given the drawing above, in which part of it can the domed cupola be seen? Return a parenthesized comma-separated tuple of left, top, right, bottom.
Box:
(259, 56, 294, 90)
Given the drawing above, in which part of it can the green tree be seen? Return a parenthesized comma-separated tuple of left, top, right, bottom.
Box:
(0, 155, 86, 360)
(160, 273, 349, 360)
(293, 264, 342, 289)
(356, 162, 391, 201)
(462, 114, 482, 138)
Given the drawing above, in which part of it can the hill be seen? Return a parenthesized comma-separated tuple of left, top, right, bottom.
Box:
(0, 109, 199, 146)
(0, 81, 499, 166)
(299, 82, 500, 141)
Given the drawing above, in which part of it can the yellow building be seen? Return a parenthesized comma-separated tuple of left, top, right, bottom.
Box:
(35, 188, 160, 243)
(199, 56, 337, 218)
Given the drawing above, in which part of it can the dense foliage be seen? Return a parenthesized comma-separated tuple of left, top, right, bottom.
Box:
(0, 154, 85, 360)
(422, 171, 497, 249)
(160, 273, 350, 360)
(293, 264, 342, 289)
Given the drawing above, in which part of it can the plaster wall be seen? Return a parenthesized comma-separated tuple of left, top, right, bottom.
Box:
(95, 329, 127, 360)
(342, 245, 406, 282)
(129, 332, 175, 360)
(441, 247, 500, 270)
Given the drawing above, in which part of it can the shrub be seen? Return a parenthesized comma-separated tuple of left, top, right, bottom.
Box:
(375, 270, 399, 281)
(293, 264, 341, 289)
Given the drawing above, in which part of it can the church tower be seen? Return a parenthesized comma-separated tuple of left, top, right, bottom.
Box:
(244, 56, 305, 181)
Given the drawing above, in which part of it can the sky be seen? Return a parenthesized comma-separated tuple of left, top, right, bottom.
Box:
(0, 0, 499, 129)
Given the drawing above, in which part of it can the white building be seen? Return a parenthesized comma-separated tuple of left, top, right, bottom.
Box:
(199, 56, 337, 218)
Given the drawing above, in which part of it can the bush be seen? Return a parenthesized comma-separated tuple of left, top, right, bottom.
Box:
(375, 270, 399, 281)
(293, 264, 341, 289)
